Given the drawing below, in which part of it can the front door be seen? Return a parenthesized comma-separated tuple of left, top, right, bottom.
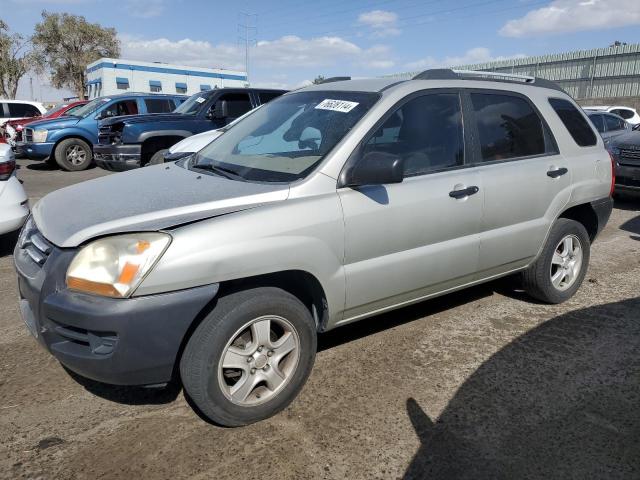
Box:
(339, 91, 483, 322)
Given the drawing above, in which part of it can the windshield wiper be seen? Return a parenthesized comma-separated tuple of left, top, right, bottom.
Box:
(192, 162, 244, 180)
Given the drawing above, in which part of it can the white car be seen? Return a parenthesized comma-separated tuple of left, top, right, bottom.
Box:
(583, 105, 640, 126)
(0, 100, 46, 124)
(0, 144, 29, 235)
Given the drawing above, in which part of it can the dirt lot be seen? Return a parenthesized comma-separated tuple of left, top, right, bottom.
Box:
(1, 159, 639, 480)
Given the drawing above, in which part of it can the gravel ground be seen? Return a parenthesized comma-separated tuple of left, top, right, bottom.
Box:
(1, 159, 639, 480)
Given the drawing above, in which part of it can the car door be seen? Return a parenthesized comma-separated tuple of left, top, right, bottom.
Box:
(339, 91, 483, 321)
(603, 113, 628, 143)
(469, 91, 571, 277)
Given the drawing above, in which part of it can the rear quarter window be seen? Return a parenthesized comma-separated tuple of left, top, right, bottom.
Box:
(548, 98, 597, 147)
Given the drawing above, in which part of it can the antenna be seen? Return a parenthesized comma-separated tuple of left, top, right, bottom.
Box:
(237, 12, 257, 85)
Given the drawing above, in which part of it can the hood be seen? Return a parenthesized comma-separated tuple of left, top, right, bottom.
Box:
(26, 116, 80, 130)
(169, 129, 223, 154)
(33, 163, 289, 247)
(101, 113, 194, 126)
(611, 131, 640, 149)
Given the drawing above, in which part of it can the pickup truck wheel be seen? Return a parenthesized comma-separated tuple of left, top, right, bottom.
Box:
(180, 287, 316, 426)
(54, 138, 92, 171)
(522, 218, 590, 304)
(146, 149, 168, 166)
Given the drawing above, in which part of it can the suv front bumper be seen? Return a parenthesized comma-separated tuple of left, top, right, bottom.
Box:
(14, 223, 218, 386)
(93, 144, 142, 171)
(615, 164, 640, 193)
(19, 141, 54, 160)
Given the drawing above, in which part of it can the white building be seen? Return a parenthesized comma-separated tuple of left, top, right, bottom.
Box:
(85, 58, 248, 99)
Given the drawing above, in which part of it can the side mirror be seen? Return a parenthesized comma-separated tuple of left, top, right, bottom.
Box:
(342, 151, 404, 187)
(633, 123, 640, 131)
(210, 100, 229, 120)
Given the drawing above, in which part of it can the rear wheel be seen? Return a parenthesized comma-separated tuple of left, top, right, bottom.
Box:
(522, 218, 590, 304)
(180, 287, 317, 426)
(54, 138, 92, 171)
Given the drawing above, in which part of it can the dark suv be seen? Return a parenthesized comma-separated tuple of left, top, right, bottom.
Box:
(94, 88, 286, 171)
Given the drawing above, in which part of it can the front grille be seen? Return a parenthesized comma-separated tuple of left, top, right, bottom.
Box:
(19, 218, 53, 267)
(617, 175, 640, 187)
(24, 128, 33, 143)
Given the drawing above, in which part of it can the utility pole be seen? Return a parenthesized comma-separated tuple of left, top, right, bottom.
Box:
(237, 11, 257, 85)
(29, 77, 34, 101)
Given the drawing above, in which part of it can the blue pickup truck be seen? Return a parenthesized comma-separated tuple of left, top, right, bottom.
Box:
(19, 93, 186, 171)
(93, 88, 286, 171)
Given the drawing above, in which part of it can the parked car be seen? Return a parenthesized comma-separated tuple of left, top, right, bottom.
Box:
(0, 100, 46, 125)
(608, 132, 640, 195)
(0, 144, 28, 235)
(18, 93, 186, 171)
(584, 105, 640, 126)
(3, 101, 88, 148)
(14, 70, 613, 426)
(584, 110, 633, 147)
(93, 88, 286, 171)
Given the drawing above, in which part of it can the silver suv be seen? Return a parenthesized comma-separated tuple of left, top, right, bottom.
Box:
(14, 70, 613, 426)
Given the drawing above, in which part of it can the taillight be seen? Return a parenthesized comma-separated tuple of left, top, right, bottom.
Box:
(609, 151, 616, 197)
(0, 160, 15, 180)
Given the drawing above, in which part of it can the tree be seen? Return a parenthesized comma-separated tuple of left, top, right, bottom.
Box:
(312, 75, 326, 85)
(32, 11, 119, 99)
(0, 20, 34, 99)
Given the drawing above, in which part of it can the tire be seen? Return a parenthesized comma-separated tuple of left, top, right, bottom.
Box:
(180, 287, 317, 426)
(146, 149, 168, 167)
(54, 138, 92, 171)
(522, 218, 590, 304)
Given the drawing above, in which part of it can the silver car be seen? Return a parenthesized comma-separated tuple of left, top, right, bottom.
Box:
(14, 70, 613, 426)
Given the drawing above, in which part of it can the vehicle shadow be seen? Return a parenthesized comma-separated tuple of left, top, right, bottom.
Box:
(25, 161, 58, 171)
(620, 214, 640, 242)
(0, 230, 19, 258)
(403, 297, 640, 480)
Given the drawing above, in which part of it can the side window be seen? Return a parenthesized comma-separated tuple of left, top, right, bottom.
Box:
(589, 114, 605, 133)
(101, 100, 139, 118)
(604, 114, 625, 131)
(548, 98, 597, 147)
(362, 93, 464, 176)
(9, 103, 41, 117)
(258, 91, 284, 104)
(144, 98, 174, 114)
(0, 103, 8, 118)
(471, 93, 547, 162)
(217, 93, 252, 118)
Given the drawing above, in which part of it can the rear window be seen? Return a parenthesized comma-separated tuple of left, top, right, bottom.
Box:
(471, 93, 547, 162)
(604, 114, 626, 132)
(548, 98, 597, 147)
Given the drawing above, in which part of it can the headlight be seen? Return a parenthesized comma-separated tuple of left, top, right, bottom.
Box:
(66, 233, 171, 298)
(32, 129, 48, 143)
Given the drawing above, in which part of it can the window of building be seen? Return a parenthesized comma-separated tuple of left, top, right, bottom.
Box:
(200, 84, 212, 91)
(604, 114, 626, 131)
(548, 98, 597, 147)
(8, 103, 41, 118)
(116, 77, 130, 90)
(149, 80, 162, 93)
(175, 82, 187, 94)
(145, 98, 175, 114)
(258, 91, 285, 104)
(362, 93, 464, 176)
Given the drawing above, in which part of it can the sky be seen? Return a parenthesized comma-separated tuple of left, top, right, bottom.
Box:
(3, 0, 640, 101)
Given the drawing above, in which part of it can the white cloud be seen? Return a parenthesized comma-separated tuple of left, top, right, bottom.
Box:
(125, 0, 166, 18)
(357, 10, 401, 37)
(405, 47, 526, 70)
(500, 0, 640, 37)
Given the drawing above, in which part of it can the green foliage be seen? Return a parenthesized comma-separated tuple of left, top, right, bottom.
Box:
(32, 11, 120, 99)
(0, 20, 34, 99)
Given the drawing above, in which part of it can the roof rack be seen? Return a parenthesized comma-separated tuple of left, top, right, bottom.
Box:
(411, 68, 565, 93)
(318, 76, 351, 84)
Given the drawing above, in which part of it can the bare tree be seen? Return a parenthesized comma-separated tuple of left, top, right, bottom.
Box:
(0, 20, 34, 99)
(32, 11, 120, 99)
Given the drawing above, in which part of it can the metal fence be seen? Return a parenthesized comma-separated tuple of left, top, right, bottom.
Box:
(391, 44, 640, 100)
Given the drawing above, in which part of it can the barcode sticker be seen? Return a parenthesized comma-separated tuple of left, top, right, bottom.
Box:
(195, 97, 206, 103)
(315, 99, 359, 113)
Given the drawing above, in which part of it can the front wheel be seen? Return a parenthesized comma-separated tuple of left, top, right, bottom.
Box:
(522, 218, 590, 304)
(54, 138, 92, 171)
(180, 287, 317, 426)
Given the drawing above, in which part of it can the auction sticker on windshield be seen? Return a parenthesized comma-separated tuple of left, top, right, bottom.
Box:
(315, 99, 359, 113)
(196, 97, 206, 103)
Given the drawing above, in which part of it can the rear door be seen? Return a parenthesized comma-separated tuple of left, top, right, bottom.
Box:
(469, 90, 571, 277)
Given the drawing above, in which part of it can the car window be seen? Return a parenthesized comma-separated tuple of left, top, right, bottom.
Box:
(548, 98, 597, 147)
(144, 98, 175, 114)
(589, 114, 605, 133)
(258, 91, 284, 104)
(611, 108, 634, 120)
(102, 100, 139, 117)
(604, 114, 625, 131)
(0, 103, 8, 119)
(471, 93, 547, 162)
(215, 93, 253, 118)
(8, 103, 41, 118)
(64, 104, 85, 116)
(362, 93, 464, 176)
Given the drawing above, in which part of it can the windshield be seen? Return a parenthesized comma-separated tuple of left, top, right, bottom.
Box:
(174, 92, 210, 115)
(71, 98, 110, 118)
(192, 91, 379, 182)
(44, 103, 68, 117)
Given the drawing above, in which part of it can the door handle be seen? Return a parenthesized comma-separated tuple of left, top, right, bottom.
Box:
(547, 167, 568, 178)
(449, 185, 479, 199)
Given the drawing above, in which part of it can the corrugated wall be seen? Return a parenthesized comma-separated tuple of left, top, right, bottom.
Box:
(392, 44, 640, 99)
